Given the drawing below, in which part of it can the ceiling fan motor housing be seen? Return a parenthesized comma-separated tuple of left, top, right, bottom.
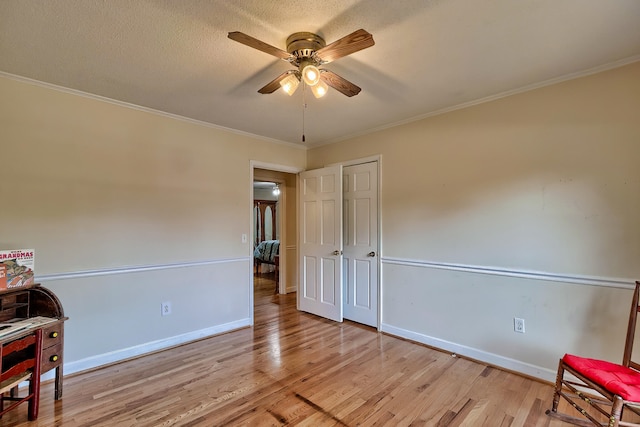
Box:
(286, 32, 325, 62)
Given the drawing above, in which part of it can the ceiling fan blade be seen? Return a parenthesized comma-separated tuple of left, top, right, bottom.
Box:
(314, 29, 374, 64)
(228, 31, 292, 60)
(258, 71, 294, 94)
(320, 70, 361, 97)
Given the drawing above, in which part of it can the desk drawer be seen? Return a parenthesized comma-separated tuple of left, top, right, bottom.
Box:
(41, 323, 63, 349)
(41, 342, 63, 372)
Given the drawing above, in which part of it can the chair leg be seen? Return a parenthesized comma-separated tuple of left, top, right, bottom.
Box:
(551, 359, 564, 413)
(28, 328, 43, 421)
(28, 377, 39, 420)
(610, 396, 624, 427)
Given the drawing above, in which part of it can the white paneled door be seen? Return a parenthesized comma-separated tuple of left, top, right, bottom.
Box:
(298, 165, 343, 322)
(343, 162, 378, 327)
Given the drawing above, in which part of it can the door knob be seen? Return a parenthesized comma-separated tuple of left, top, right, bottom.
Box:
(367, 251, 376, 257)
(332, 250, 343, 256)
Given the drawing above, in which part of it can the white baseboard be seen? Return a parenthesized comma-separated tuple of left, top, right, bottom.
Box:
(380, 323, 556, 383)
(44, 318, 251, 381)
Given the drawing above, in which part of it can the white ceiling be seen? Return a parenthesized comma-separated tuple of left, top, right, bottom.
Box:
(1, 1, 639, 146)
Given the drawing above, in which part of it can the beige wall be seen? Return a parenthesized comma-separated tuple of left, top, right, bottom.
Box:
(0, 75, 306, 369)
(307, 62, 640, 379)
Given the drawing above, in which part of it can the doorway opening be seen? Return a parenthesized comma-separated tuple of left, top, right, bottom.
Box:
(253, 181, 280, 289)
(251, 164, 299, 325)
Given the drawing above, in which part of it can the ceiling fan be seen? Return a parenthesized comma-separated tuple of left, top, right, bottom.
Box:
(228, 29, 375, 98)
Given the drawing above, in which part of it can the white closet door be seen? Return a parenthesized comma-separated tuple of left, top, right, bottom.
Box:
(298, 165, 343, 322)
(343, 162, 378, 327)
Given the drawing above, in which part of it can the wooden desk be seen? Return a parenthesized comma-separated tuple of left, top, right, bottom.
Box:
(0, 285, 67, 400)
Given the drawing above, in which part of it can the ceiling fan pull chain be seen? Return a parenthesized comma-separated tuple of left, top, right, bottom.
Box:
(302, 83, 307, 142)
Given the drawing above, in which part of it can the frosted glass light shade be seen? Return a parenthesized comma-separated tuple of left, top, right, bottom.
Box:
(279, 74, 300, 96)
(301, 64, 320, 86)
(310, 79, 328, 98)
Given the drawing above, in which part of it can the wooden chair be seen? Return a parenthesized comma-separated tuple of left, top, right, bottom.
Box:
(0, 329, 43, 421)
(546, 281, 640, 427)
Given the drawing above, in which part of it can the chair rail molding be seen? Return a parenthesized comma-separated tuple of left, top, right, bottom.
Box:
(381, 257, 635, 289)
(36, 257, 250, 282)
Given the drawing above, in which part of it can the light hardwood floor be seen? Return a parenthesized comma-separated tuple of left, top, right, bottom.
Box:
(3, 275, 575, 426)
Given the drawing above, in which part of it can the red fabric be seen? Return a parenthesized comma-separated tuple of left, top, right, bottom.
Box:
(563, 353, 640, 401)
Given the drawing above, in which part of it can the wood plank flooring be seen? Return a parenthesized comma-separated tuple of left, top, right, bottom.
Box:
(3, 276, 575, 426)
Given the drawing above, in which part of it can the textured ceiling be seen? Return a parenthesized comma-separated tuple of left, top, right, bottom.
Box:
(1, 0, 639, 146)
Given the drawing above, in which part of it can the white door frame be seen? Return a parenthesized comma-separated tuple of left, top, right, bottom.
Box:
(249, 161, 303, 326)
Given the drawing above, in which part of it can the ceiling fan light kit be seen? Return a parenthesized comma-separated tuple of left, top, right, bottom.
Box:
(228, 29, 375, 98)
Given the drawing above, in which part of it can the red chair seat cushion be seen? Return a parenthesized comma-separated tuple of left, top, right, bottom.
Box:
(563, 353, 640, 401)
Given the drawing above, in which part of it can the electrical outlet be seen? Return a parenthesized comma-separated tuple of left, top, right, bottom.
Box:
(514, 317, 525, 333)
(161, 301, 172, 316)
